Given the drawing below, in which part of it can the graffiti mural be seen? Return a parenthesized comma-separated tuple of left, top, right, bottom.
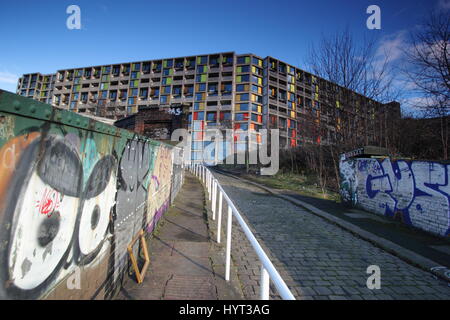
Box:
(0, 91, 183, 300)
(340, 157, 450, 237)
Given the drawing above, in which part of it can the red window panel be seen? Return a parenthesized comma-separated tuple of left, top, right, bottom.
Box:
(290, 139, 296, 147)
(257, 115, 262, 123)
(193, 112, 198, 120)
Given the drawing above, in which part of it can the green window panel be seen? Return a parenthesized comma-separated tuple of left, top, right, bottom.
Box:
(245, 57, 250, 64)
(74, 85, 81, 92)
(198, 74, 207, 82)
(134, 80, 140, 87)
(197, 57, 201, 65)
(133, 63, 139, 71)
(163, 60, 168, 68)
(164, 77, 173, 85)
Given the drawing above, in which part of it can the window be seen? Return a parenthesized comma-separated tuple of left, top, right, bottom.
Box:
(197, 56, 208, 65)
(194, 102, 205, 110)
(208, 83, 218, 95)
(101, 90, 108, 99)
(236, 74, 250, 83)
(195, 92, 205, 101)
(252, 57, 263, 67)
(221, 82, 232, 93)
(172, 86, 182, 97)
(152, 62, 162, 73)
(193, 111, 204, 120)
(252, 75, 262, 85)
(196, 74, 207, 82)
(130, 88, 138, 96)
(235, 113, 249, 121)
(236, 65, 250, 73)
(237, 56, 250, 64)
(163, 60, 173, 68)
(142, 63, 151, 73)
(197, 65, 208, 73)
(236, 103, 249, 111)
(109, 91, 117, 100)
(163, 68, 173, 76)
(196, 83, 206, 92)
(252, 84, 262, 94)
(128, 97, 135, 105)
(162, 86, 171, 94)
(236, 93, 249, 101)
(132, 63, 140, 71)
(131, 72, 140, 79)
(184, 85, 194, 96)
(219, 111, 231, 121)
(162, 77, 172, 85)
(206, 112, 217, 121)
(209, 56, 219, 66)
(112, 66, 120, 76)
(151, 87, 160, 97)
(160, 95, 169, 104)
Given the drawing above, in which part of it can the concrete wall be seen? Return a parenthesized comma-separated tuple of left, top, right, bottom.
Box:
(339, 156, 450, 237)
(0, 90, 183, 299)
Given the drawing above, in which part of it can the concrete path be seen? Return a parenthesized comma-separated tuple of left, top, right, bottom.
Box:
(115, 172, 243, 300)
(211, 169, 450, 300)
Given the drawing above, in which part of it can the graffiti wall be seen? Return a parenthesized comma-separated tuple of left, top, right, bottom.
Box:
(339, 156, 450, 237)
(0, 90, 183, 299)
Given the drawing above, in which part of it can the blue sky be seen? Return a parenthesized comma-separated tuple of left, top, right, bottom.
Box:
(0, 0, 448, 108)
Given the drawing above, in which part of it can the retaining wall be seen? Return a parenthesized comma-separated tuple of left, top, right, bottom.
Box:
(0, 90, 183, 299)
(339, 156, 450, 237)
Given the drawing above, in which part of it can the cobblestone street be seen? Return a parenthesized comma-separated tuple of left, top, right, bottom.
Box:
(211, 170, 450, 300)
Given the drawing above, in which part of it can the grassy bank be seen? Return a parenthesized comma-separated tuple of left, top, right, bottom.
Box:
(216, 165, 340, 202)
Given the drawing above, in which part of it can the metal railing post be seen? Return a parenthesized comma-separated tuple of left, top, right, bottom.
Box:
(208, 172, 212, 201)
(212, 179, 217, 220)
(260, 264, 270, 300)
(217, 191, 223, 243)
(225, 206, 232, 281)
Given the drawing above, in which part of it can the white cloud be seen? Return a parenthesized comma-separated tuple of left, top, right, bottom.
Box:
(438, 0, 450, 10)
(375, 30, 408, 65)
(0, 71, 18, 84)
(0, 71, 19, 93)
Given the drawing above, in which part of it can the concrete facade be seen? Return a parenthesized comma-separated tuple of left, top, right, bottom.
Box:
(17, 52, 401, 157)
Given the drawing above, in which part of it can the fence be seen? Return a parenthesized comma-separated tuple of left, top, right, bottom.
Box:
(188, 163, 295, 300)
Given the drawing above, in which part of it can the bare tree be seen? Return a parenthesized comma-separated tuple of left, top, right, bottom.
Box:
(403, 11, 450, 159)
(306, 27, 401, 152)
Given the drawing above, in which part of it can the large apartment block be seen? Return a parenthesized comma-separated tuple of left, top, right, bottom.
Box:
(16, 51, 400, 152)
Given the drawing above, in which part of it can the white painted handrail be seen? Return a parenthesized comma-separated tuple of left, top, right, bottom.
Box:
(188, 163, 296, 300)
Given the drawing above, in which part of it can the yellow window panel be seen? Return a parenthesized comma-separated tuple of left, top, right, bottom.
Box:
(291, 111, 295, 118)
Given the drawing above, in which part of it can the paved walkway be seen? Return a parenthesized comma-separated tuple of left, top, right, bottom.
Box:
(115, 172, 243, 300)
(211, 169, 450, 300)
